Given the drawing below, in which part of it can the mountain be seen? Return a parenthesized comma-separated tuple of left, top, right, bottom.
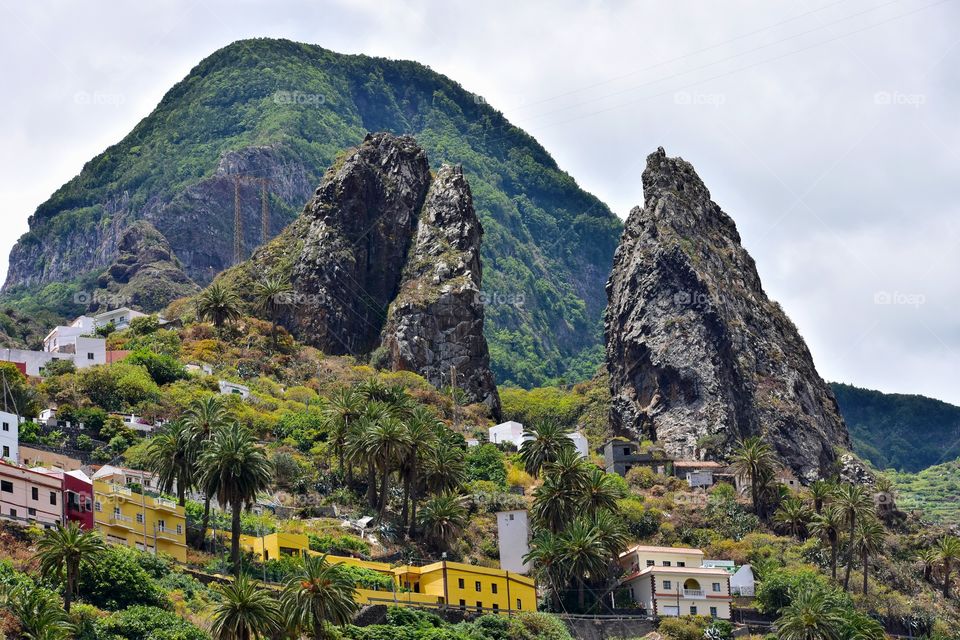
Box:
(604, 148, 850, 481)
(1, 37, 621, 387)
(217, 132, 500, 414)
(832, 382, 960, 473)
(890, 458, 960, 524)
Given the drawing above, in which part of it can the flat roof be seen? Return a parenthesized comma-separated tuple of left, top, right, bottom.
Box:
(672, 460, 725, 468)
(620, 544, 705, 557)
(638, 565, 732, 576)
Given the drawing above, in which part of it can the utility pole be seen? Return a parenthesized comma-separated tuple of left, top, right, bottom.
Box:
(233, 177, 243, 264)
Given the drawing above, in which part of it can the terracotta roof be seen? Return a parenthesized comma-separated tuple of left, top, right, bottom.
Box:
(620, 544, 704, 557)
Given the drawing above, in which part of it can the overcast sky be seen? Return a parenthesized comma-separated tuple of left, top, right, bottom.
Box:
(1, 0, 958, 404)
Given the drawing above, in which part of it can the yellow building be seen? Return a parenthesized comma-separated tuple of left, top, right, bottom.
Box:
(93, 481, 187, 562)
(235, 532, 537, 614)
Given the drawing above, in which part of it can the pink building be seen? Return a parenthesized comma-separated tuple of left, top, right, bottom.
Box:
(0, 461, 64, 527)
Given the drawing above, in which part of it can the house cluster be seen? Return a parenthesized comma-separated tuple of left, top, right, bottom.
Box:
(617, 545, 754, 618)
(0, 457, 187, 562)
(0, 307, 156, 377)
(484, 421, 590, 458)
(599, 438, 798, 490)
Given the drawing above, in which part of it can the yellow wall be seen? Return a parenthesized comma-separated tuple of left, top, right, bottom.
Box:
(236, 531, 310, 561)
(93, 481, 187, 562)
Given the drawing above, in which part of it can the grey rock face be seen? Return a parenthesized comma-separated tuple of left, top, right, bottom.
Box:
(604, 147, 851, 481)
(381, 164, 501, 416)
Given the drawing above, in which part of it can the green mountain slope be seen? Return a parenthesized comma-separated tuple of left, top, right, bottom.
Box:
(890, 458, 960, 525)
(1, 37, 622, 387)
(831, 382, 960, 472)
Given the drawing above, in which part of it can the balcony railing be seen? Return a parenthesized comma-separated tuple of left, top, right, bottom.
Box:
(155, 527, 182, 541)
(109, 513, 133, 525)
(683, 589, 705, 598)
(154, 497, 177, 510)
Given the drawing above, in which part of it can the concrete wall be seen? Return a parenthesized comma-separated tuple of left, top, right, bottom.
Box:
(496, 509, 531, 574)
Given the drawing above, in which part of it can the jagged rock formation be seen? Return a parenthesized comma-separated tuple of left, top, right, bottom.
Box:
(228, 133, 500, 414)
(605, 148, 851, 481)
(381, 165, 501, 414)
(94, 221, 198, 311)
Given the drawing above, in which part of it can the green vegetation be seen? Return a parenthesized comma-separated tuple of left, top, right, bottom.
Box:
(2, 37, 623, 387)
(891, 458, 960, 524)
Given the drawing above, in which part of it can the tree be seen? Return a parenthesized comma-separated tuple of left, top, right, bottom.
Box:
(400, 406, 441, 534)
(936, 535, 960, 598)
(547, 447, 590, 495)
(364, 416, 413, 523)
(281, 555, 359, 640)
(730, 437, 778, 518)
(916, 547, 938, 583)
(558, 518, 608, 610)
(252, 276, 292, 348)
(581, 468, 626, 516)
(183, 396, 232, 545)
(519, 420, 574, 476)
(323, 387, 364, 481)
(420, 443, 466, 496)
(773, 497, 812, 539)
(145, 420, 194, 506)
(833, 483, 873, 591)
(2, 583, 73, 640)
(532, 474, 578, 534)
(417, 493, 468, 550)
(808, 479, 834, 515)
(810, 505, 844, 581)
(198, 423, 272, 574)
(523, 531, 566, 611)
(775, 588, 848, 640)
(854, 516, 885, 595)
(196, 283, 243, 332)
(210, 573, 282, 640)
(35, 522, 105, 612)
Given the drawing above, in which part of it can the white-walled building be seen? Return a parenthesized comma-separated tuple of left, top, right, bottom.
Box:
(496, 509, 531, 574)
(0, 412, 21, 463)
(568, 431, 589, 458)
(618, 545, 732, 619)
(1, 336, 106, 377)
(91, 307, 149, 331)
(730, 564, 755, 596)
(219, 380, 250, 399)
(488, 421, 590, 458)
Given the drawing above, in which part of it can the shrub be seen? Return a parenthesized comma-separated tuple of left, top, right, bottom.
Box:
(77, 546, 166, 610)
(125, 349, 187, 385)
(658, 616, 709, 640)
(96, 605, 206, 640)
(506, 612, 573, 640)
(465, 444, 507, 487)
(755, 567, 830, 614)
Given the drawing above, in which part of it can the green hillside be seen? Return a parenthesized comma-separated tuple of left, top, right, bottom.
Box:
(891, 458, 960, 525)
(1, 37, 622, 388)
(831, 382, 960, 472)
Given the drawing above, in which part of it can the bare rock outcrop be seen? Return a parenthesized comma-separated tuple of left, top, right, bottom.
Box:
(604, 148, 851, 481)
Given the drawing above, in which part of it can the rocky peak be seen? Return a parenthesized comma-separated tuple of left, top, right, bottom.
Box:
(605, 148, 851, 482)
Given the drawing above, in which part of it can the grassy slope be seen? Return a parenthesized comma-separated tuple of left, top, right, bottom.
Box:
(2, 38, 622, 388)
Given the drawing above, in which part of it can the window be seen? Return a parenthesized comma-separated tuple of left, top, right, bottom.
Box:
(712, 582, 721, 592)
(459, 599, 466, 611)
(646, 560, 655, 567)
(32, 487, 38, 500)
(28, 508, 36, 516)
(49, 492, 57, 506)
(176, 524, 183, 534)
(114, 506, 121, 516)
(476, 602, 482, 613)
(622, 446, 630, 455)
(491, 583, 498, 594)
(1, 480, 12, 493)
(87, 353, 95, 360)
(516, 598, 522, 610)
(690, 605, 698, 615)
(136, 513, 144, 524)
(9, 508, 16, 517)
(475, 581, 482, 592)
(95, 501, 101, 512)
(157, 519, 165, 530)
(677, 561, 685, 567)
(492, 604, 499, 613)
(509, 513, 514, 521)
(458, 578, 465, 589)
(710, 607, 718, 618)
(663, 580, 672, 590)
(662, 561, 671, 566)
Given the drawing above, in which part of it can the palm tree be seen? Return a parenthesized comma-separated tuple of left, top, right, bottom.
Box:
(417, 493, 468, 550)
(730, 436, 779, 518)
(808, 479, 834, 515)
(519, 421, 574, 476)
(3, 583, 73, 640)
(196, 282, 243, 333)
(420, 443, 466, 496)
(581, 468, 626, 516)
(253, 275, 292, 347)
(183, 396, 232, 546)
(346, 401, 394, 509)
(773, 497, 813, 539)
(210, 573, 282, 640)
(547, 447, 591, 495)
(35, 522, 105, 612)
(776, 588, 848, 640)
(558, 518, 609, 610)
(281, 555, 359, 640)
(145, 420, 195, 506)
(400, 406, 441, 533)
(936, 535, 960, 598)
(365, 416, 413, 523)
(916, 547, 938, 583)
(531, 473, 578, 534)
(523, 531, 567, 611)
(833, 483, 873, 591)
(323, 387, 364, 481)
(198, 423, 273, 575)
(854, 516, 885, 595)
(810, 504, 844, 581)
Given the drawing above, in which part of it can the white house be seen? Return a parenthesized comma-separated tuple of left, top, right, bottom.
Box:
(0, 411, 21, 463)
(496, 509, 531, 574)
(488, 421, 525, 446)
(730, 564, 755, 596)
(568, 431, 590, 458)
(618, 545, 732, 619)
(2, 336, 106, 377)
(91, 307, 149, 331)
(218, 380, 250, 399)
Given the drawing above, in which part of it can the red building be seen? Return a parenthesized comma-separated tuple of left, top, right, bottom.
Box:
(59, 469, 94, 529)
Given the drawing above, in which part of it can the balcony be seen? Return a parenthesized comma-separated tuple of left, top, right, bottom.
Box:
(154, 497, 178, 511)
(682, 589, 705, 599)
(155, 527, 182, 542)
(108, 513, 133, 526)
